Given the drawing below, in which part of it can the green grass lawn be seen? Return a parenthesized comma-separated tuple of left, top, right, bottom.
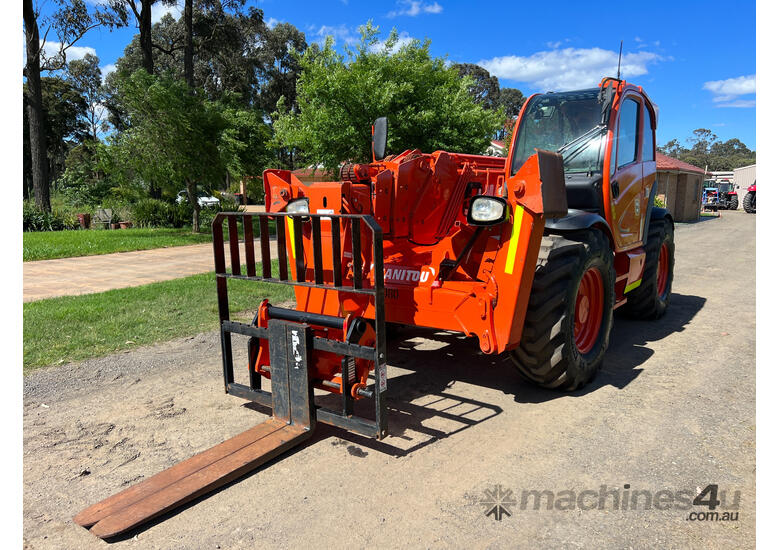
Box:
(23, 227, 214, 261)
(23, 264, 293, 371)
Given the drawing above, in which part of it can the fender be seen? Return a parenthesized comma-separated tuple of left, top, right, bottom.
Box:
(545, 209, 614, 245)
(650, 205, 673, 221)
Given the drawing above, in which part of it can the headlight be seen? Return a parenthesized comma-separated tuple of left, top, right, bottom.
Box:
(467, 196, 508, 226)
(285, 198, 309, 215)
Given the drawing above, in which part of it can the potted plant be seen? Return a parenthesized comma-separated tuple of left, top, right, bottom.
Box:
(77, 213, 91, 229)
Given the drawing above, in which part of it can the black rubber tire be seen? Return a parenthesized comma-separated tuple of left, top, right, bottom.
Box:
(729, 195, 739, 210)
(509, 229, 615, 391)
(743, 192, 755, 213)
(622, 217, 674, 320)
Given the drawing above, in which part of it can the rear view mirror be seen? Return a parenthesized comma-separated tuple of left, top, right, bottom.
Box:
(372, 117, 387, 161)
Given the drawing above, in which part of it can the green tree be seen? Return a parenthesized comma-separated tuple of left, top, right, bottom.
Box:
(105, 0, 179, 74)
(111, 70, 271, 230)
(659, 130, 755, 171)
(273, 24, 504, 172)
(256, 22, 308, 115)
(24, 0, 119, 211)
(219, 100, 273, 184)
(107, 4, 266, 105)
(496, 87, 525, 140)
(453, 62, 500, 110)
(67, 53, 105, 140)
(114, 70, 227, 231)
(23, 77, 89, 197)
(658, 138, 684, 158)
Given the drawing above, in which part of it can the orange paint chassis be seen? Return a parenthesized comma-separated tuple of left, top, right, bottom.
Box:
(214, 77, 673, 437)
(262, 149, 564, 357)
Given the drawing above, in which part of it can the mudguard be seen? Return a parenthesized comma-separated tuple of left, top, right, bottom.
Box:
(545, 209, 613, 239)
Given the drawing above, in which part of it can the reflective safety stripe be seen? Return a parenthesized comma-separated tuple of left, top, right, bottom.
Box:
(504, 205, 525, 274)
(625, 278, 642, 293)
(286, 217, 295, 259)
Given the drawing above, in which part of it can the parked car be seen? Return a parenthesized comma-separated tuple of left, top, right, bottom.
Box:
(176, 190, 220, 208)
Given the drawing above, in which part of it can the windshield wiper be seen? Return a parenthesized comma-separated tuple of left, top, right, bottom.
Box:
(557, 125, 605, 155)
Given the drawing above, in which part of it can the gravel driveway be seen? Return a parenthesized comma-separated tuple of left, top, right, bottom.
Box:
(23, 211, 755, 549)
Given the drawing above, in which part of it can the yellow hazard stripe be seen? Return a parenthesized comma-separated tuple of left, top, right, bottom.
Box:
(504, 205, 524, 274)
(286, 216, 295, 259)
(624, 278, 642, 293)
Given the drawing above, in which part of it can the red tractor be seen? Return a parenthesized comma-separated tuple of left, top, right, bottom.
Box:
(76, 77, 675, 538)
(743, 183, 756, 213)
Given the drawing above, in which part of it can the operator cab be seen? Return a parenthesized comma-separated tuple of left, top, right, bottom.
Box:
(509, 89, 607, 214)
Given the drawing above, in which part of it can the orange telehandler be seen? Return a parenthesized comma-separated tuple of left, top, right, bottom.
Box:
(76, 77, 674, 538)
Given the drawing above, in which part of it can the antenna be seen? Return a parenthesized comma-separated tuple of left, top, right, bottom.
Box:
(617, 40, 623, 80)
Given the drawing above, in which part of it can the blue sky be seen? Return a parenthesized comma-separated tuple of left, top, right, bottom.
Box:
(41, 0, 757, 148)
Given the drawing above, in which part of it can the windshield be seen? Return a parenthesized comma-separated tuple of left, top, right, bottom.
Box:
(510, 89, 605, 175)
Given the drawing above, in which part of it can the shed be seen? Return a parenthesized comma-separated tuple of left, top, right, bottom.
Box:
(655, 153, 706, 222)
(733, 164, 756, 207)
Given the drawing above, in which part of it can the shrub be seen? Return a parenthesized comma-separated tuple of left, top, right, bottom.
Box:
(244, 178, 265, 204)
(23, 201, 79, 232)
(131, 199, 174, 228)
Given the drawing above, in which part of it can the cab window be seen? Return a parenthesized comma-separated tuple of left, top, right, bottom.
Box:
(642, 104, 655, 161)
(616, 98, 640, 168)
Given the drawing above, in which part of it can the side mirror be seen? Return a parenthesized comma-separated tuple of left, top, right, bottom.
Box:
(372, 117, 387, 161)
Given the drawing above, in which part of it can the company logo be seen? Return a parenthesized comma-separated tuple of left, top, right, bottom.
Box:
(385, 265, 436, 285)
(480, 484, 516, 521)
(467, 483, 740, 523)
(384, 265, 435, 285)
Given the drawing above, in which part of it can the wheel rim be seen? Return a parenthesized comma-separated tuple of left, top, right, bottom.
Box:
(657, 243, 669, 298)
(574, 267, 604, 354)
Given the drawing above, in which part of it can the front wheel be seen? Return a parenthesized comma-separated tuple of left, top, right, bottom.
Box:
(729, 195, 739, 210)
(508, 229, 615, 391)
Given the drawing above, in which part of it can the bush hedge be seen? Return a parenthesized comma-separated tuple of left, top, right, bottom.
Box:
(23, 201, 79, 232)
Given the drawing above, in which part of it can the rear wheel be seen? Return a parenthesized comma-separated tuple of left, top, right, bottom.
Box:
(509, 229, 615, 391)
(622, 217, 674, 319)
(743, 191, 755, 213)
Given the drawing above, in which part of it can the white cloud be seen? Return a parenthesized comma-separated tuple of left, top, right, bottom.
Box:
(152, 1, 181, 24)
(478, 47, 662, 91)
(715, 99, 756, 108)
(100, 63, 116, 81)
(315, 24, 360, 46)
(703, 74, 756, 107)
(388, 1, 443, 17)
(39, 41, 97, 65)
(369, 31, 415, 54)
(267, 17, 280, 29)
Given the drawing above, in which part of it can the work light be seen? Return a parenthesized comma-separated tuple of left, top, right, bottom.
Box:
(285, 198, 310, 215)
(467, 196, 508, 226)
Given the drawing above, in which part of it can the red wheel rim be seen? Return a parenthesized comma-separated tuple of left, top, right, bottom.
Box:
(657, 243, 669, 298)
(574, 267, 604, 354)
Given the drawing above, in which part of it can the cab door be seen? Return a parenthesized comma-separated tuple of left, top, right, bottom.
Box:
(639, 101, 657, 240)
(608, 95, 644, 250)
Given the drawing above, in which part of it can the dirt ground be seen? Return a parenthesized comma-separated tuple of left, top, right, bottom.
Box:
(23, 211, 756, 549)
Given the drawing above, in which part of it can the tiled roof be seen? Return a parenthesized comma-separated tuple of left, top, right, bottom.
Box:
(656, 152, 706, 174)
